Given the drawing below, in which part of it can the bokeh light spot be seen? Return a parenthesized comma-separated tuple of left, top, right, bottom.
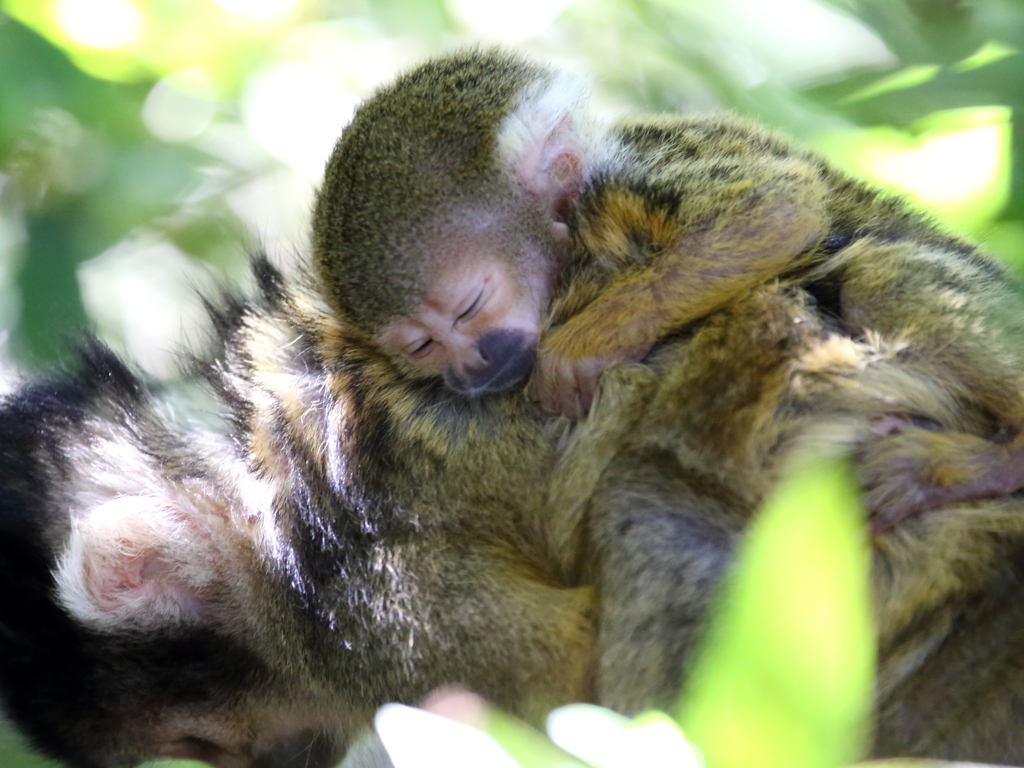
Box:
(54, 0, 142, 50)
(143, 69, 218, 143)
(241, 62, 357, 178)
(869, 124, 1002, 205)
(445, 0, 573, 41)
(211, 0, 299, 23)
(819, 107, 1011, 231)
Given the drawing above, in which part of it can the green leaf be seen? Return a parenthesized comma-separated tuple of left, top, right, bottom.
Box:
(679, 457, 874, 768)
(484, 707, 589, 768)
(953, 41, 1018, 72)
(841, 65, 941, 103)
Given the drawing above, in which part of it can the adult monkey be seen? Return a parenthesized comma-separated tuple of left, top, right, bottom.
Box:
(315, 50, 1024, 540)
(3, 264, 1024, 766)
(4, 48, 1024, 768)
(0, 267, 595, 768)
(310, 46, 1024, 751)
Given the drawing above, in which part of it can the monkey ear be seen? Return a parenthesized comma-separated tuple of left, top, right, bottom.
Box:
(54, 495, 228, 631)
(498, 75, 591, 221)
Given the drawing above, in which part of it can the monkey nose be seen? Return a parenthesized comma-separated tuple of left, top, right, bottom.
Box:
(445, 329, 537, 397)
(476, 328, 531, 366)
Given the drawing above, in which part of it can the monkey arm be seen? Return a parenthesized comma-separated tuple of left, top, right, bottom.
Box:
(585, 446, 747, 714)
(532, 188, 824, 417)
(860, 427, 1024, 533)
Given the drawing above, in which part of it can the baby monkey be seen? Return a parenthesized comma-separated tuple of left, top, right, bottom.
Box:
(314, 49, 1024, 526)
(315, 49, 824, 418)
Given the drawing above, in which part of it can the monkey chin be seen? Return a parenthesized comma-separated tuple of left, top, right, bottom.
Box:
(444, 347, 537, 399)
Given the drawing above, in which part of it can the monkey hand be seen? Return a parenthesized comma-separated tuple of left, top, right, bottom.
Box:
(859, 424, 1024, 535)
(529, 322, 653, 420)
(528, 313, 655, 421)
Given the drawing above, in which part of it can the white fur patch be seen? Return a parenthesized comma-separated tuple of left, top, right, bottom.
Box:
(56, 496, 210, 628)
(52, 417, 264, 631)
(497, 71, 612, 193)
(0, 331, 17, 396)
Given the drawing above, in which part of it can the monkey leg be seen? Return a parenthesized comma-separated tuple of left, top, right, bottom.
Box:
(859, 426, 1024, 533)
(587, 447, 746, 715)
(398, 536, 599, 722)
(828, 237, 1024, 425)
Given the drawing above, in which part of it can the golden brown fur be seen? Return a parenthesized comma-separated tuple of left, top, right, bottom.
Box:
(305, 48, 1024, 761)
(551, 110, 1024, 420)
(8, 48, 1024, 768)
(211, 265, 597, 724)
(8, 256, 1024, 766)
(222, 252, 1024, 760)
(314, 49, 1024, 518)
(542, 279, 1024, 762)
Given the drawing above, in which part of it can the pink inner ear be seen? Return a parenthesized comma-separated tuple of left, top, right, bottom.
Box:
(507, 111, 585, 204)
(86, 547, 146, 613)
(73, 496, 210, 625)
(548, 152, 583, 223)
(84, 540, 198, 618)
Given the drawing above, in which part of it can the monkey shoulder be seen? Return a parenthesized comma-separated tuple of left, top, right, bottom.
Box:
(574, 111, 1001, 285)
(206, 259, 558, 536)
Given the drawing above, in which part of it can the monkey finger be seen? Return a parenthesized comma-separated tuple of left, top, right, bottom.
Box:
(861, 429, 1024, 536)
(536, 349, 618, 418)
(857, 437, 934, 533)
(555, 362, 583, 420)
(567, 372, 586, 421)
(526, 359, 549, 404)
(529, 354, 561, 411)
(574, 367, 601, 419)
(864, 480, 930, 535)
(531, 356, 573, 417)
(575, 355, 625, 417)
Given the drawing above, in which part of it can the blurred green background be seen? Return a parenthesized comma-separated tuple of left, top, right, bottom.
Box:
(0, 0, 1022, 765)
(2, 0, 1024, 378)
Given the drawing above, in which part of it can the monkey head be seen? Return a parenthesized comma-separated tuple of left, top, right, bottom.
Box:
(312, 49, 597, 397)
(0, 354, 352, 768)
(0, 482, 348, 768)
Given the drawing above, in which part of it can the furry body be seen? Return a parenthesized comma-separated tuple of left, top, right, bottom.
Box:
(5, 260, 1024, 765)
(5, 49, 1024, 768)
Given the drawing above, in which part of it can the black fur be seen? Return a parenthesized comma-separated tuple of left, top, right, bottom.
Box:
(0, 342, 271, 767)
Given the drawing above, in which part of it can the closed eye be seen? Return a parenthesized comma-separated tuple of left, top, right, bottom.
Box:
(408, 339, 434, 357)
(456, 290, 484, 323)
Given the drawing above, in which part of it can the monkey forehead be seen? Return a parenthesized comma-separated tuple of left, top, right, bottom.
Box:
(313, 178, 512, 327)
(383, 252, 518, 334)
(320, 50, 547, 215)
